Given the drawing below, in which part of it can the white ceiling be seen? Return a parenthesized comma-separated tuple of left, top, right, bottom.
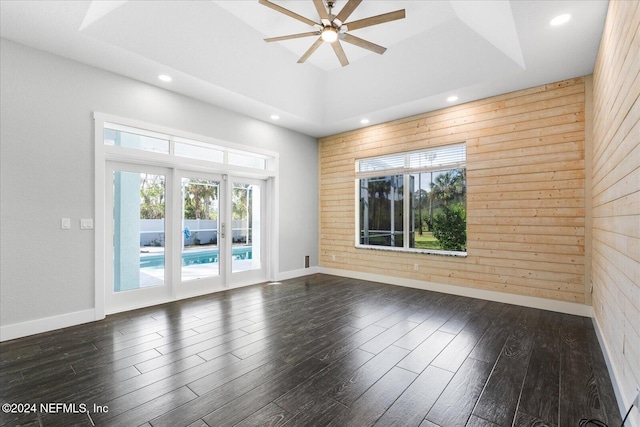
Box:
(0, 0, 608, 138)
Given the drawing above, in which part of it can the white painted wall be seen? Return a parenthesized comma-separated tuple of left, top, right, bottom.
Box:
(0, 39, 318, 332)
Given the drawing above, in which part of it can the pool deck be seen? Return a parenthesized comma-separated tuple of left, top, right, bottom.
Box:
(139, 245, 256, 288)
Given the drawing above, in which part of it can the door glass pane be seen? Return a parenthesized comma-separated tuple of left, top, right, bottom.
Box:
(232, 182, 261, 273)
(182, 178, 220, 282)
(113, 171, 165, 292)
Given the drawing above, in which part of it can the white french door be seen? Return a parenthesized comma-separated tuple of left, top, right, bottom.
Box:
(228, 177, 266, 287)
(105, 162, 267, 314)
(106, 163, 173, 312)
(176, 171, 226, 299)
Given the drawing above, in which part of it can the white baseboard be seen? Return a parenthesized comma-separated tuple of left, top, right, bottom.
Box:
(0, 267, 591, 343)
(276, 266, 319, 282)
(319, 267, 593, 317)
(0, 309, 96, 342)
(591, 315, 635, 426)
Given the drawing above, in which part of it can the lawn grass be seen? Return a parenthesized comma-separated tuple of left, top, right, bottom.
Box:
(413, 231, 441, 250)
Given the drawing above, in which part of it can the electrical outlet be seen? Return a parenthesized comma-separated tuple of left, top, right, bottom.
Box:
(332, 255, 336, 261)
(414, 263, 419, 271)
(80, 218, 94, 230)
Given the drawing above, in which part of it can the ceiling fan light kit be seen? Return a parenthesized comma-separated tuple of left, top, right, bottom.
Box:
(321, 27, 339, 43)
(259, 0, 406, 67)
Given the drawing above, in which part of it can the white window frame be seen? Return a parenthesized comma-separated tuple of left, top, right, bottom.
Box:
(94, 112, 279, 320)
(355, 143, 467, 257)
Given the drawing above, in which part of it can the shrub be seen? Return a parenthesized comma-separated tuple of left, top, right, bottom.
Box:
(431, 203, 466, 251)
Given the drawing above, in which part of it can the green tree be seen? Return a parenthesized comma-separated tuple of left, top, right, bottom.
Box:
(429, 169, 465, 207)
(232, 185, 250, 220)
(232, 184, 253, 244)
(140, 174, 165, 219)
(431, 203, 466, 251)
(184, 180, 218, 220)
(413, 187, 429, 235)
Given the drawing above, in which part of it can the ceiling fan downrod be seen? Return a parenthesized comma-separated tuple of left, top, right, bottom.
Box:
(325, 1, 336, 13)
(259, 0, 406, 67)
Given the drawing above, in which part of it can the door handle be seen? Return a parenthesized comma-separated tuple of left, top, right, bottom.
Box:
(221, 223, 225, 239)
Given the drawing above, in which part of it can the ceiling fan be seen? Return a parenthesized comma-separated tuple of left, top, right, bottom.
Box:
(259, 0, 406, 67)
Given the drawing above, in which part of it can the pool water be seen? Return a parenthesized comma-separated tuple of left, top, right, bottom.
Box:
(140, 246, 252, 269)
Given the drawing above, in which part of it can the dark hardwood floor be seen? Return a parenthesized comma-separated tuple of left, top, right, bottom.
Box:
(0, 274, 622, 427)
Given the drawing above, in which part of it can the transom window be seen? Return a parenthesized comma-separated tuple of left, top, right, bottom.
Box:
(104, 122, 272, 171)
(356, 143, 467, 255)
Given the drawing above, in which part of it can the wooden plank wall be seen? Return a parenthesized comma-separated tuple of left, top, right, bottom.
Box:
(319, 77, 587, 303)
(591, 0, 640, 417)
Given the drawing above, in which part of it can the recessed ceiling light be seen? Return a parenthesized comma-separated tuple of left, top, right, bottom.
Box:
(270, 114, 280, 120)
(158, 74, 172, 82)
(447, 95, 459, 102)
(550, 14, 571, 26)
(360, 119, 370, 124)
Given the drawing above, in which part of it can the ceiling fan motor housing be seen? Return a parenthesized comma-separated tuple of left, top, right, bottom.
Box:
(260, 0, 406, 66)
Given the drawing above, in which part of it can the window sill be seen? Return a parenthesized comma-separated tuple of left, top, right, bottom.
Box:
(355, 244, 467, 257)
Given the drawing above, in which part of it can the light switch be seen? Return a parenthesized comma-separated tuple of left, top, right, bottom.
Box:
(80, 219, 94, 230)
(61, 218, 71, 229)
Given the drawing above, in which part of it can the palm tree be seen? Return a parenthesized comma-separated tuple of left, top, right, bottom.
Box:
(184, 180, 218, 220)
(429, 169, 465, 208)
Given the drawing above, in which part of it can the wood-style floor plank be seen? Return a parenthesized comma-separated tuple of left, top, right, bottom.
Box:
(471, 307, 540, 426)
(373, 365, 453, 426)
(426, 357, 494, 427)
(327, 366, 417, 427)
(0, 274, 622, 427)
(517, 310, 562, 426)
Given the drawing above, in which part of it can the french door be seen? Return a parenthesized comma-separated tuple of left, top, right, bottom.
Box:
(105, 162, 266, 313)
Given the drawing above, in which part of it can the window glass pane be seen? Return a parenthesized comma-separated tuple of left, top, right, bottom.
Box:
(409, 144, 466, 170)
(357, 153, 405, 173)
(359, 175, 404, 247)
(104, 128, 169, 154)
(175, 140, 224, 163)
(228, 152, 266, 169)
(410, 168, 466, 251)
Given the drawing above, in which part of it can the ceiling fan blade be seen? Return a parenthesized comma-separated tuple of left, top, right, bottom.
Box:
(313, 0, 330, 21)
(331, 40, 349, 67)
(265, 31, 321, 42)
(258, 0, 318, 27)
(298, 37, 324, 63)
(345, 9, 405, 31)
(341, 33, 386, 54)
(335, 0, 362, 24)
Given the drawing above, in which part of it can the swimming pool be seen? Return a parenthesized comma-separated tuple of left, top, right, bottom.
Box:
(140, 246, 252, 269)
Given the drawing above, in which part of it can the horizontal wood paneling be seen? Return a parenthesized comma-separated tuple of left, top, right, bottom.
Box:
(591, 0, 640, 423)
(319, 77, 587, 303)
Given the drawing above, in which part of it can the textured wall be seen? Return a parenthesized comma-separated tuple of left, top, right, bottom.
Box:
(0, 39, 318, 328)
(591, 0, 640, 423)
(320, 77, 587, 304)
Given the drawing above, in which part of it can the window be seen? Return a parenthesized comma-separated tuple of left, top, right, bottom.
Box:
(103, 122, 273, 171)
(356, 143, 467, 255)
(104, 125, 169, 154)
(175, 138, 224, 163)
